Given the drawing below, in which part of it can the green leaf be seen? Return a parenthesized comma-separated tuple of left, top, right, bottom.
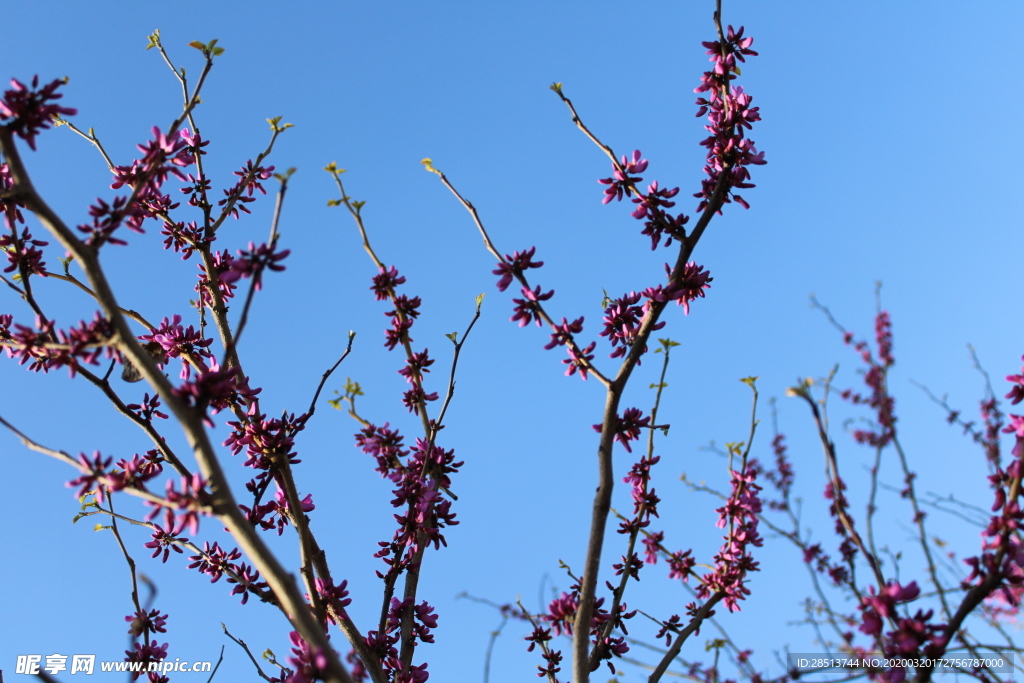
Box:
(146, 29, 161, 50)
(188, 40, 206, 51)
(327, 199, 342, 207)
(445, 332, 458, 343)
(344, 378, 363, 397)
(549, 82, 563, 95)
(421, 158, 441, 176)
(474, 292, 485, 308)
(705, 638, 727, 651)
(267, 116, 293, 132)
(351, 200, 365, 210)
(739, 376, 758, 387)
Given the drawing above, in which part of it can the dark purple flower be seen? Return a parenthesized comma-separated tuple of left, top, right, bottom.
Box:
(399, 349, 434, 384)
(66, 451, 114, 503)
(226, 562, 268, 604)
(563, 341, 596, 380)
(510, 285, 553, 327)
(221, 241, 290, 288)
(493, 247, 543, 292)
(0, 76, 77, 150)
(598, 150, 648, 204)
(143, 521, 186, 563)
(125, 609, 168, 636)
(0, 227, 48, 275)
(371, 265, 406, 300)
(188, 541, 242, 583)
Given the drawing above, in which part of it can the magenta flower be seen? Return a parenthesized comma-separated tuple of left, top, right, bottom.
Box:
(598, 150, 648, 204)
(594, 407, 651, 452)
(692, 27, 766, 214)
(642, 531, 665, 564)
(492, 246, 544, 292)
(66, 451, 114, 503)
(311, 577, 352, 625)
(371, 265, 406, 300)
(286, 630, 330, 683)
(140, 314, 214, 380)
(188, 542, 242, 583)
(125, 609, 168, 636)
(143, 521, 186, 563)
(546, 591, 579, 636)
(399, 349, 434, 384)
(544, 316, 584, 350)
(0, 227, 48, 275)
(510, 285, 553, 327)
(667, 549, 695, 581)
(563, 341, 596, 380)
(123, 640, 168, 681)
(226, 562, 269, 605)
(220, 241, 290, 288)
(0, 76, 77, 150)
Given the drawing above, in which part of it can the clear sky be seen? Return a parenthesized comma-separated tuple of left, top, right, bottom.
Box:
(2, 1, 1022, 682)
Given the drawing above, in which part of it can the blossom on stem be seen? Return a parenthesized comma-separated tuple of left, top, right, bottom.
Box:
(125, 609, 168, 637)
(226, 562, 269, 604)
(285, 631, 330, 683)
(493, 246, 544, 292)
(123, 640, 168, 682)
(697, 465, 763, 611)
(839, 310, 897, 448)
(0, 76, 77, 150)
(143, 520, 187, 564)
(187, 541, 242, 583)
(399, 349, 434, 385)
(107, 450, 164, 493)
(66, 451, 114, 502)
(544, 316, 584, 350)
(140, 314, 215, 380)
(220, 241, 290, 288)
(598, 150, 647, 204)
(594, 407, 651, 453)
(693, 26, 765, 214)
(371, 265, 406, 301)
(510, 284, 553, 327)
(600, 292, 645, 358)
(311, 577, 352, 625)
(563, 341, 596, 380)
(0, 227, 48, 275)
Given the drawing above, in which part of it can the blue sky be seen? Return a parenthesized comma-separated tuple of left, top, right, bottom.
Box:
(3, 1, 1023, 681)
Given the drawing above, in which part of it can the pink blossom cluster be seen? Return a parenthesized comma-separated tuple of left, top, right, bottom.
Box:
(524, 584, 635, 678)
(697, 465, 763, 612)
(857, 581, 948, 683)
(0, 312, 119, 376)
(599, 150, 691, 250)
(840, 311, 897, 447)
(693, 25, 765, 212)
(0, 76, 77, 150)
